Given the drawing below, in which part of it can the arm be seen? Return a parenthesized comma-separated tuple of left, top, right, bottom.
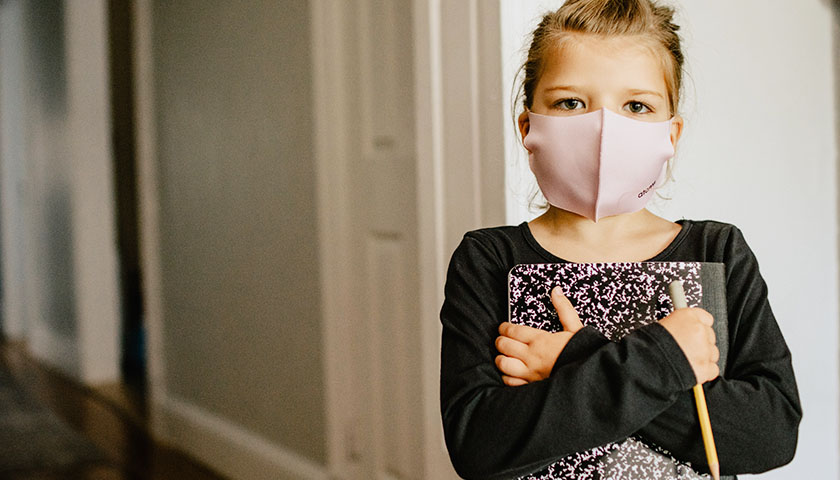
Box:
(635, 228, 802, 475)
(440, 234, 698, 480)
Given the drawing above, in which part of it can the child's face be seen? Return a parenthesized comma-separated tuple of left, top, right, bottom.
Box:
(520, 34, 683, 146)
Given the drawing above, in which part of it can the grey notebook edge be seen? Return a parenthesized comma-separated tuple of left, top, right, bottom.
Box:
(700, 263, 735, 480)
(700, 262, 729, 376)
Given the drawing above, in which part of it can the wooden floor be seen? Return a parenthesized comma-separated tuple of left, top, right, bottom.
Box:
(1, 341, 227, 480)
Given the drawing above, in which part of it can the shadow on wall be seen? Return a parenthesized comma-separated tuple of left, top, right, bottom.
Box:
(830, 0, 840, 358)
(24, 0, 78, 354)
(832, 0, 840, 124)
(833, 1, 840, 140)
(43, 185, 77, 340)
(25, 0, 66, 115)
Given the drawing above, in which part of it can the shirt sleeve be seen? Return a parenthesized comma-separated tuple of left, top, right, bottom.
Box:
(634, 227, 802, 475)
(440, 233, 698, 480)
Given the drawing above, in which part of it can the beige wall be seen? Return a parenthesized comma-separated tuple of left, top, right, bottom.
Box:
(0, 0, 29, 340)
(151, 0, 326, 465)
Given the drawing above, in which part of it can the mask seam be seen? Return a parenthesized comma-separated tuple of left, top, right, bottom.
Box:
(595, 108, 606, 222)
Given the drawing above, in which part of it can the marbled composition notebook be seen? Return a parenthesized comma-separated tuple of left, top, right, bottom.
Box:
(507, 262, 729, 480)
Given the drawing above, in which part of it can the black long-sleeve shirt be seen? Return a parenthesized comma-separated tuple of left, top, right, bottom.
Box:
(439, 220, 801, 479)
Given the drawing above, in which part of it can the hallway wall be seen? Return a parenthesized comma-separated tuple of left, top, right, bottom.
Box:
(147, 0, 326, 474)
(0, 0, 28, 340)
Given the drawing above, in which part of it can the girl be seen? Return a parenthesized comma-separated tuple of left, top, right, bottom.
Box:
(439, 1, 802, 479)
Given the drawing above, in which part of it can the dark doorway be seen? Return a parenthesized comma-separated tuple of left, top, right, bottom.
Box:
(107, 0, 145, 390)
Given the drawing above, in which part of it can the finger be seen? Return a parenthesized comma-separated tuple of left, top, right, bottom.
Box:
(499, 322, 540, 344)
(495, 335, 529, 359)
(495, 355, 530, 378)
(695, 309, 714, 326)
(707, 326, 716, 346)
(502, 375, 528, 387)
(551, 287, 583, 333)
(700, 362, 720, 384)
(711, 345, 720, 364)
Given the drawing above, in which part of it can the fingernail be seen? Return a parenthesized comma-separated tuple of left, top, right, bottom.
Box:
(552, 286, 564, 297)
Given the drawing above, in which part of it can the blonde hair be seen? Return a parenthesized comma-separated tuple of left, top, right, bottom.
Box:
(519, 0, 684, 115)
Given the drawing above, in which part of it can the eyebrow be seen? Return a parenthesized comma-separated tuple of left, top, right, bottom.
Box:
(627, 89, 665, 99)
(543, 85, 582, 92)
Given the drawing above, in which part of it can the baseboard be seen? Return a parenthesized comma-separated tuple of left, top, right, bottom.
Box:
(156, 394, 331, 480)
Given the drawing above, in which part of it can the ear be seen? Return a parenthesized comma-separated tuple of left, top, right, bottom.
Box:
(518, 111, 531, 151)
(669, 114, 684, 148)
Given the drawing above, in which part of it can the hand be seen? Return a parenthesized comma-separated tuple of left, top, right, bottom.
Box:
(659, 307, 720, 385)
(495, 287, 584, 386)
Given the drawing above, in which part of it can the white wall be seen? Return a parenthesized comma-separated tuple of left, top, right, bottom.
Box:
(502, 1, 839, 478)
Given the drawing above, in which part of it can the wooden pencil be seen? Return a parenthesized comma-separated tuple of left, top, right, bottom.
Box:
(668, 280, 721, 480)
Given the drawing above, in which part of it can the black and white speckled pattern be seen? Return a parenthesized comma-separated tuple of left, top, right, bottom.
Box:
(508, 262, 709, 480)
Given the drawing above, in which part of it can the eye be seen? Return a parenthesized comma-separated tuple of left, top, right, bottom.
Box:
(624, 101, 652, 114)
(554, 98, 585, 111)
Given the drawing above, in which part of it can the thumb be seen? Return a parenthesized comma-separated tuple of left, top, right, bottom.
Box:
(551, 287, 583, 333)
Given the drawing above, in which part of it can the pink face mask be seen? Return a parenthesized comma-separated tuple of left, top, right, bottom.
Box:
(524, 108, 675, 222)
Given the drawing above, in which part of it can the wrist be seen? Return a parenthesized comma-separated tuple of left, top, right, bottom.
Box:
(550, 326, 609, 375)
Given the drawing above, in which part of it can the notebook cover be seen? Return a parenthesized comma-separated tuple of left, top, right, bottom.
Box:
(507, 261, 728, 480)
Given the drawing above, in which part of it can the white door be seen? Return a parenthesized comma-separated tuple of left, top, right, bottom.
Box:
(313, 0, 505, 478)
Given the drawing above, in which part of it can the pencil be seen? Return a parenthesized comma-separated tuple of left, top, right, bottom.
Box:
(668, 280, 720, 480)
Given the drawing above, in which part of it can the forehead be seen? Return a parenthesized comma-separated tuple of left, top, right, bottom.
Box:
(537, 34, 669, 94)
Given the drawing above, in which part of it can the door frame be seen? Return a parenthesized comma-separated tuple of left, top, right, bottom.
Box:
(413, 1, 506, 477)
